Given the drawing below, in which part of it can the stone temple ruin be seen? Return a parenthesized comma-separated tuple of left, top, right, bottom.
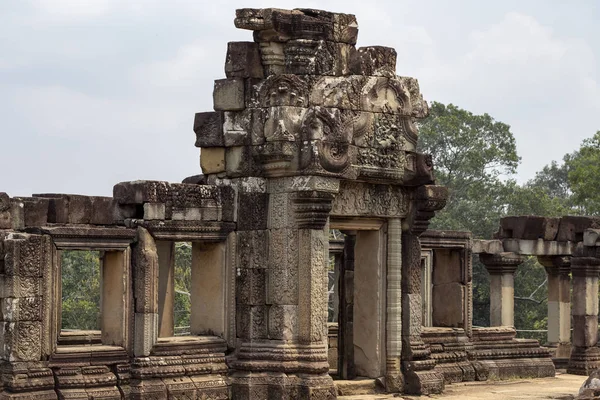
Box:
(0, 6, 598, 400)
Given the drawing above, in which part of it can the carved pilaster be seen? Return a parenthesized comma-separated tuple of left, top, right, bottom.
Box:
(385, 218, 403, 392)
(401, 232, 444, 394)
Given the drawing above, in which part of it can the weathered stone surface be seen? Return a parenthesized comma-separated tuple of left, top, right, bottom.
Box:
(142, 203, 165, 220)
(432, 283, 463, 327)
(247, 74, 310, 108)
(213, 78, 245, 111)
(285, 39, 353, 76)
(194, 111, 224, 147)
(497, 216, 560, 241)
(268, 305, 297, 340)
(236, 8, 358, 44)
(226, 146, 257, 177)
(200, 147, 226, 174)
(225, 41, 264, 79)
(0, 193, 11, 229)
(236, 192, 268, 231)
(15, 198, 48, 227)
(236, 305, 268, 339)
(223, 110, 252, 147)
(350, 46, 397, 77)
(236, 268, 266, 305)
(237, 230, 268, 269)
(557, 216, 600, 242)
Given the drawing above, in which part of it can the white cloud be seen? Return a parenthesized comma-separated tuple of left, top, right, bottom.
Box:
(416, 11, 599, 180)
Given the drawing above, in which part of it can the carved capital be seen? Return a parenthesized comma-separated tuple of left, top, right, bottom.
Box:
(571, 256, 600, 277)
(292, 190, 334, 230)
(537, 255, 571, 276)
(479, 252, 525, 275)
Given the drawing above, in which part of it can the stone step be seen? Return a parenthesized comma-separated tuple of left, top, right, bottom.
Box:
(334, 378, 386, 396)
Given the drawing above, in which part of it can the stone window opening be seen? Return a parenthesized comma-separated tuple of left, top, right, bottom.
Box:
(424, 248, 466, 329)
(156, 240, 226, 339)
(56, 248, 129, 348)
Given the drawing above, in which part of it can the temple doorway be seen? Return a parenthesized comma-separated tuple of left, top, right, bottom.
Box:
(327, 222, 387, 381)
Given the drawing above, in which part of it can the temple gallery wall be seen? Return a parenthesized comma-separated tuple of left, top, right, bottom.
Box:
(0, 6, 596, 400)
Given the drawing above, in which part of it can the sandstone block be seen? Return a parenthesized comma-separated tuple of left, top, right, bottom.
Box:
(223, 111, 252, 146)
(266, 267, 298, 305)
(236, 268, 266, 305)
(0, 276, 41, 298)
(0, 321, 42, 362)
(246, 74, 310, 108)
(130, 378, 167, 400)
(236, 305, 267, 339)
(66, 195, 92, 224)
(498, 216, 560, 241)
(200, 147, 226, 174)
(226, 146, 257, 177)
(143, 203, 165, 220)
(0, 297, 42, 322)
(162, 376, 196, 400)
(133, 313, 158, 357)
(268, 305, 297, 339)
(573, 315, 599, 348)
(9, 201, 24, 230)
(0, 193, 11, 229)
(350, 46, 397, 77)
(220, 186, 236, 222)
(360, 76, 412, 115)
(16, 198, 48, 227)
(213, 78, 245, 111)
(284, 39, 354, 76)
(88, 196, 115, 225)
(225, 42, 264, 79)
(3, 235, 48, 278)
(558, 216, 600, 242)
(432, 283, 464, 327)
(310, 75, 364, 110)
(194, 111, 224, 148)
(263, 106, 306, 142)
(237, 193, 268, 231)
(237, 230, 268, 269)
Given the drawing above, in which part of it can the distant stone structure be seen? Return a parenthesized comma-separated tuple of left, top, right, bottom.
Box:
(0, 7, 569, 400)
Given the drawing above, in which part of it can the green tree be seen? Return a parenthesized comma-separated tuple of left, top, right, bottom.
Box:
(61, 250, 101, 330)
(174, 242, 192, 333)
(566, 131, 600, 215)
(417, 102, 564, 335)
(417, 102, 520, 238)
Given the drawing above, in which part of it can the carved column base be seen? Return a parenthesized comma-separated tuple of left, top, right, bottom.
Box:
(568, 347, 600, 375)
(548, 342, 572, 369)
(230, 372, 335, 400)
(402, 360, 444, 395)
(384, 357, 403, 393)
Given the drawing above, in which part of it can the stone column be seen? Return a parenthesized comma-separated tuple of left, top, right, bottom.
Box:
(386, 218, 402, 392)
(567, 256, 600, 375)
(230, 177, 337, 399)
(538, 256, 571, 363)
(479, 252, 525, 327)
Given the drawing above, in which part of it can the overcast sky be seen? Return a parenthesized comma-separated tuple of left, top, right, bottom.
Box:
(1, 0, 598, 197)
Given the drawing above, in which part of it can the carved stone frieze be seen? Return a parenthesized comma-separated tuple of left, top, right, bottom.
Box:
(330, 181, 407, 218)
